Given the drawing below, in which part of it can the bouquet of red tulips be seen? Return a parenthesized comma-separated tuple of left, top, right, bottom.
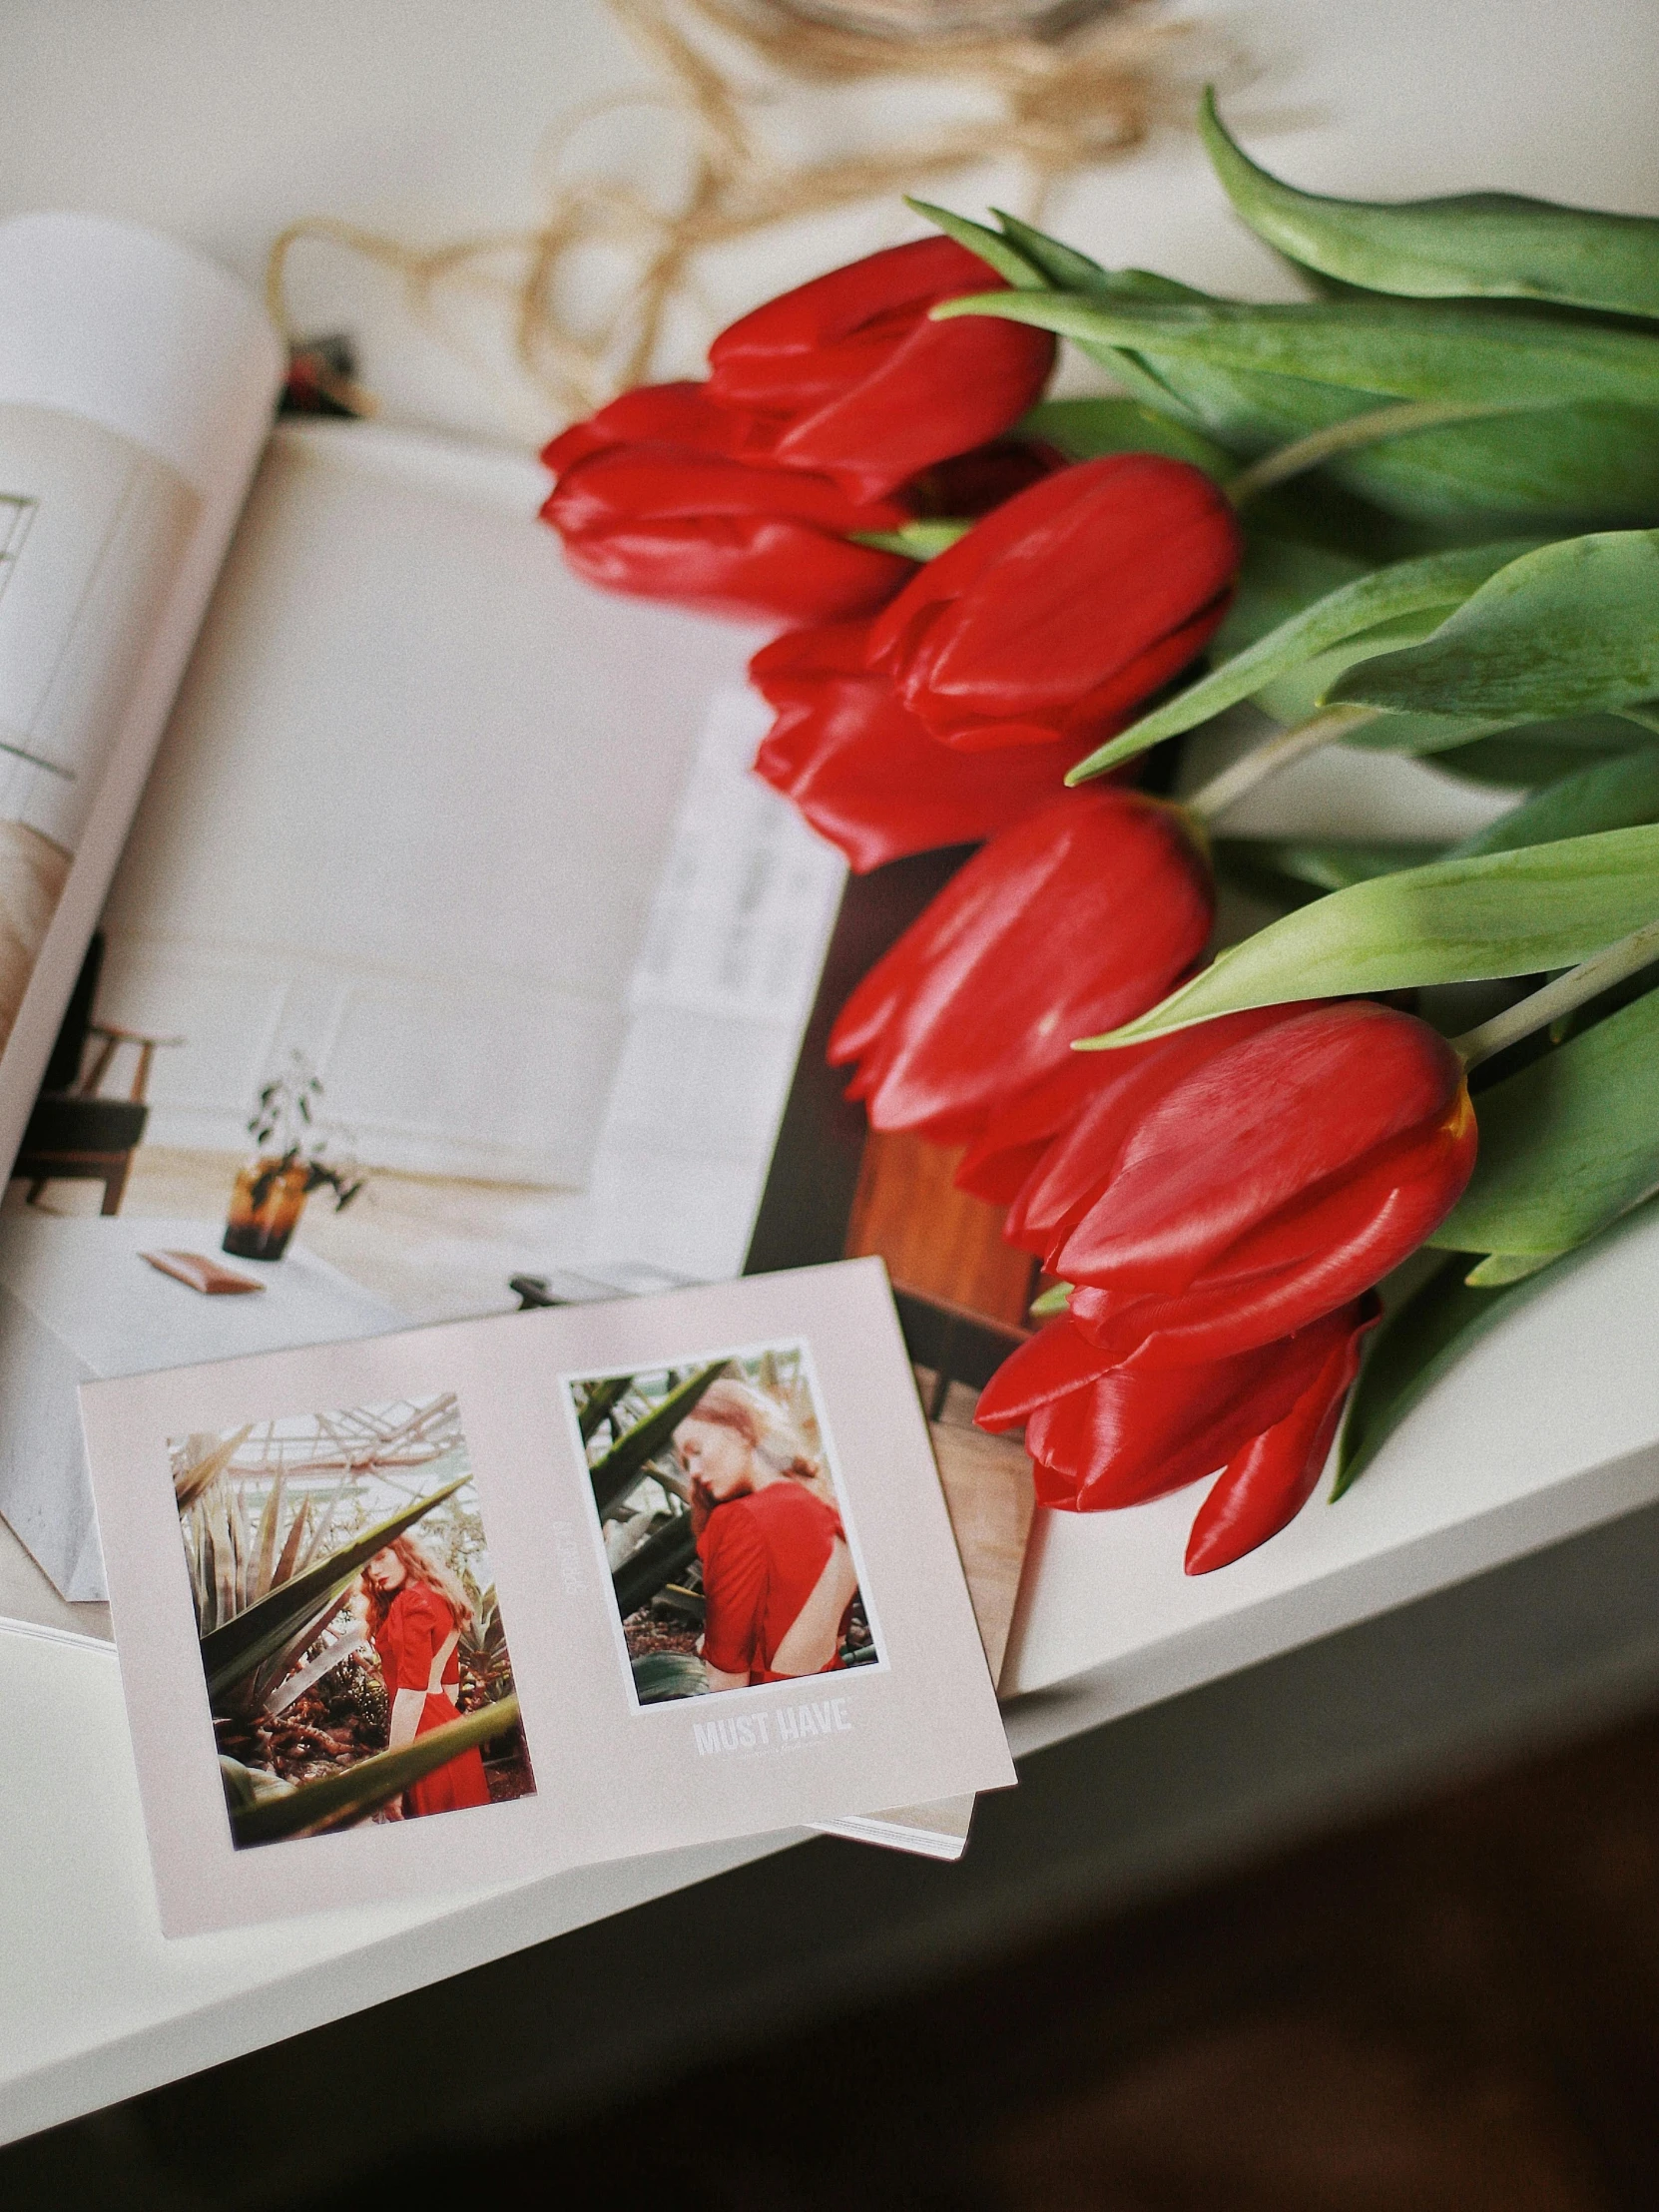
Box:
(541, 94, 1659, 1575)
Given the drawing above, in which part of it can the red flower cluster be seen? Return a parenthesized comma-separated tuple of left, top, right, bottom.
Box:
(540, 235, 1242, 875)
(538, 232, 1480, 1573)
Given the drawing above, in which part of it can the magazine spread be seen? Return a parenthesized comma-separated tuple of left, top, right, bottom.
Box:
(0, 319, 847, 1610)
(80, 1260, 1015, 1934)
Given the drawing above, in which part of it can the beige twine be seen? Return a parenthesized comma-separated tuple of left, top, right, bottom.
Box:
(267, 0, 1232, 425)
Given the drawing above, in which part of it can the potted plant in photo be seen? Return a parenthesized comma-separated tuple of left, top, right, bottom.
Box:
(223, 1052, 364, 1262)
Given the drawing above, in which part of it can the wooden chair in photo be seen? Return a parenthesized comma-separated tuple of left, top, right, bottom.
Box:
(10, 935, 183, 1216)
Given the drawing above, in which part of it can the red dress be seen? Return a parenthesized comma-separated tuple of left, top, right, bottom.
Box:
(697, 1479, 850, 1683)
(372, 1580, 491, 1818)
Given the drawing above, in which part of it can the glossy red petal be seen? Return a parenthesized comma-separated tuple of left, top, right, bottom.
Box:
(540, 380, 750, 478)
(706, 239, 1054, 500)
(1056, 1005, 1468, 1294)
(974, 1319, 1120, 1429)
(868, 455, 1242, 750)
(750, 622, 1084, 872)
(1003, 1006, 1314, 1262)
(954, 1055, 1109, 1208)
(1007, 1306, 1360, 1512)
(1184, 1296, 1380, 1573)
(826, 790, 1214, 1148)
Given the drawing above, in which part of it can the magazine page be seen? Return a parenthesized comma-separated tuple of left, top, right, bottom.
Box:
(0, 214, 280, 1164)
(79, 1259, 1015, 1935)
(0, 416, 844, 1606)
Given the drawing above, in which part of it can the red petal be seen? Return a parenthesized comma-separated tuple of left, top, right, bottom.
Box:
(826, 789, 1213, 1147)
(750, 623, 1084, 872)
(1013, 1306, 1361, 1511)
(1184, 1296, 1380, 1573)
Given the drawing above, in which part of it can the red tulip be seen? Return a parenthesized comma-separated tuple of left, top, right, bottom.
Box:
(867, 455, 1243, 752)
(541, 452, 913, 627)
(827, 789, 1213, 1148)
(539, 383, 913, 625)
(1051, 1002, 1476, 1371)
(975, 1299, 1379, 1568)
(706, 237, 1056, 503)
(750, 621, 1095, 873)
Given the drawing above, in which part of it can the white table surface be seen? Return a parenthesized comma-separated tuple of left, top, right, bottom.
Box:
(4, 0, 1659, 2150)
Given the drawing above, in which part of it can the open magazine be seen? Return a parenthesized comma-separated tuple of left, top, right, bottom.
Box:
(0, 214, 1028, 1880)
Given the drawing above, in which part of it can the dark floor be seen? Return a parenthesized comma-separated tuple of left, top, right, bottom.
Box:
(11, 1698, 1659, 2212)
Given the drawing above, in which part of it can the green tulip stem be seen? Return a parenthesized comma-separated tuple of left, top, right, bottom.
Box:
(1451, 914, 1659, 1069)
(1186, 704, 1385, 822)
(1225, 400, 1515, 508)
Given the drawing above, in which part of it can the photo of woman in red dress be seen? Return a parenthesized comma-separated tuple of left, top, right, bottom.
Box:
(673, 1378, 861, 1692)
(362, 1535, 493, 1819)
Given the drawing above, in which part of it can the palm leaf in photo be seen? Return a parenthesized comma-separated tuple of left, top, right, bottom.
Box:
(588, 1360, 729, 1517)
(225, 1696, 520, 1847)
(199, 1475, 466, 1702)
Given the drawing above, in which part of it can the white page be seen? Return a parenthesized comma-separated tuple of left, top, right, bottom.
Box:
(80, 1261, 1014, 1935)
(0, 214, 281, 1164)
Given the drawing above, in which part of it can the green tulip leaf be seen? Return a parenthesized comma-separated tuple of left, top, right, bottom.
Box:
(933, 288, 1659, 412)
(1448, 748, 1659, 857)
(905, 199, 1047, 289)
(1432, 716, 1656, 789)
(1201, 88, 1659, 320)
(1462, 1250, 1565, 1287)
(1215, 837, 1444, 896)
(991, 210, 1209, 303)
(1070, 541, 1539, 779)
(1086, 824, 1659, 1045)
(937, 284, 1659, 415)
(1431, 982, 1659, 1257)
(1210, 536, 1376, 656)
(1334, 1258, 1559, 1497)
(1330, 531, 1659, 721)
(1018, 396, 1235, 477)
(1069, 541, 1537, 780)
(850, 519, 969, 559)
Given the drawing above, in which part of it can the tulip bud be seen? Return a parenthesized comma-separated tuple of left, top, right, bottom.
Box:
(706, 238, 1056, 504)
(975, 1299, 1378, 1569)
(539, 383, 914, 625)
(867, 454, 1243, 752)
(1052, 1001, 1476, 1369)
(750, 622, 1089, 874)
(827, 789, 1214, 1148)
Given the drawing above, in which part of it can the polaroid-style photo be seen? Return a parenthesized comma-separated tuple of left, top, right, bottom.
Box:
(174, 1390, 534, 1851)
(564, 1342, 882, 1711)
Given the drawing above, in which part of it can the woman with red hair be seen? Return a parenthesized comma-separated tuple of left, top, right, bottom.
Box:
(362, 1533, 491, 1820)
(675, 1379, 859, 1693)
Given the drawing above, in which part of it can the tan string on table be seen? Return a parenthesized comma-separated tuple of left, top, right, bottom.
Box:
(266, 0, 1235, 427)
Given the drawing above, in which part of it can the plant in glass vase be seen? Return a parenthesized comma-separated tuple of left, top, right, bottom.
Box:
(223, 1053, 364, 1262)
